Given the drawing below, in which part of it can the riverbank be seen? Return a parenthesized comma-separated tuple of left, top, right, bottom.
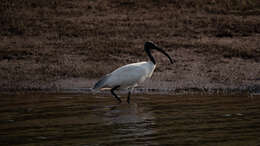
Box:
(1, 0, 259, 92)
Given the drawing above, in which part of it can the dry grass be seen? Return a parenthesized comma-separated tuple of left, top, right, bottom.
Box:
(0, 0, 259, 91)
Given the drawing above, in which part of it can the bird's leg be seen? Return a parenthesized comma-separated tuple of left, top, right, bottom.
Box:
(111, 85, 121, 103)
(127, 88, 134, 104)
(127, 91, 131, 104)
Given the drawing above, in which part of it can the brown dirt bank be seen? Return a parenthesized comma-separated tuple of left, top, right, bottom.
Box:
(0, 0, 260, 93)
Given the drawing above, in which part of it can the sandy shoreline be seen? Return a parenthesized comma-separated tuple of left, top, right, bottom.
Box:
(1, 1, 259, 92)
(1, 78, 259, 95)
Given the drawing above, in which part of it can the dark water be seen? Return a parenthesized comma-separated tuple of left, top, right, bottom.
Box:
(0, 93, 260, 146)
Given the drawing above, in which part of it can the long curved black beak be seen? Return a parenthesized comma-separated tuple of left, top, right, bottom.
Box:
(152, 45, 174, 64)
(144, 42, 174, 64)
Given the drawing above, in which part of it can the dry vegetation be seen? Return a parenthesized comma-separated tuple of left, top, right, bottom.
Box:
(0, 0, 260, 92)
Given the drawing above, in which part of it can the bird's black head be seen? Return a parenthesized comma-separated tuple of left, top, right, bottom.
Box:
(144, 41, 156, 49)
(144, 41, 174, 64)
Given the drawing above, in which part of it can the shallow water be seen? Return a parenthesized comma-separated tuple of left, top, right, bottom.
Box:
(0, 93, 260, 146)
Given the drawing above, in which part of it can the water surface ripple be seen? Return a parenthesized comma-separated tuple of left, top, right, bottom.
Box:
(0, 94, 260, 146)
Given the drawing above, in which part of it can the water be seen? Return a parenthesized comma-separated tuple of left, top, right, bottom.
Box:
(0, 93, 260, 146)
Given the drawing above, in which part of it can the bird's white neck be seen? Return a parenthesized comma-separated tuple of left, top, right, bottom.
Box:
(146, 61, 156, 77)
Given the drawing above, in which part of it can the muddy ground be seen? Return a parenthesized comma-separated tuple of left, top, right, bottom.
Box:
(0, 0, 260, 92)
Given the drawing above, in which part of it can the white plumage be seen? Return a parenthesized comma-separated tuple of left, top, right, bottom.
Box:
(93, 41, 173, 103)
(95, 61, 155, 90)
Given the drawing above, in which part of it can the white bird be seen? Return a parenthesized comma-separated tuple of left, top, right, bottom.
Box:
(93, 41, 174, 103)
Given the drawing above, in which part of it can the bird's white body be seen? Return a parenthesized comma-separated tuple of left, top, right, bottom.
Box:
(95, 61, 156, 90)
(93, 41, 173, 103)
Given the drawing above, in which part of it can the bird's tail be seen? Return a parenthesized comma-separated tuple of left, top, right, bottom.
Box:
(92, 74, 110, 90)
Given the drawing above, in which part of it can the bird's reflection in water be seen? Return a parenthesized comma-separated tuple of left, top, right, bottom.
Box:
(103, 103, 151, 124)
(100, 101, 157, 142)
